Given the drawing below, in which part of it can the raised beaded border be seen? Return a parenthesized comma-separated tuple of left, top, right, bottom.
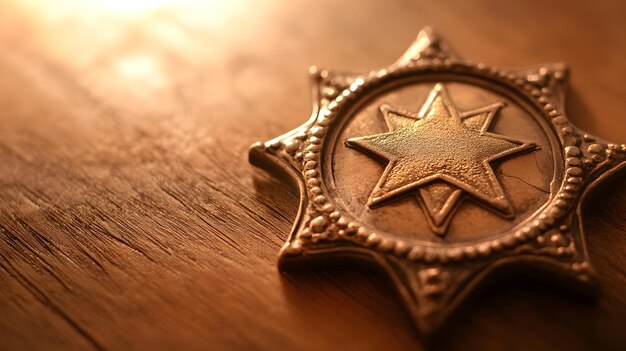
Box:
(272, 59, 625, 264)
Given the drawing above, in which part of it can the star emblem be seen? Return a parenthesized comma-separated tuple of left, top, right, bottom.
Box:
(346, 83, 537, 235)
(249, 27, 626, 338)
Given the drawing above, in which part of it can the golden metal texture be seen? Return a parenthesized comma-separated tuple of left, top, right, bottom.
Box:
(249, 27, 626, 337)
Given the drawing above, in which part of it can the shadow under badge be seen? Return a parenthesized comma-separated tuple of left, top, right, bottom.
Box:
(248, 27, 626, 338)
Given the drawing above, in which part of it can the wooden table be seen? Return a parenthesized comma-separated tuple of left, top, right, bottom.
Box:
(1, 1, 624, 350)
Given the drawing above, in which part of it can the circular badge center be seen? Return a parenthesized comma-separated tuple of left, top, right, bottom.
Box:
(325, 78, 558, 244)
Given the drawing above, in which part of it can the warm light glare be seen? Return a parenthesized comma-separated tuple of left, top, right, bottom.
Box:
(93, 0, 175, 14)
(17, 0, 238, 16)
(18, 0, 245, 24)
(116, 55, 165, 88)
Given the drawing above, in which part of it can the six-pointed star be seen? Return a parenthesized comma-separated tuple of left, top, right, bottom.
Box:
(346, 83, 537, 235)
(250, 27, 626, 338)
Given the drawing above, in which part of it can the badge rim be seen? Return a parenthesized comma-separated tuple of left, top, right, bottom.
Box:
(249, 27, 626, 336)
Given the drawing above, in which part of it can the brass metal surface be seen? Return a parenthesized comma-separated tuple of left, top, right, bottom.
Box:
(250, 28, 626, 337)
(2, 1, 626, 349)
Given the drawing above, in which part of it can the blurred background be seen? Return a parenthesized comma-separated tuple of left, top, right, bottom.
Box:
(0, 0, 625, 350)
(2, 0, 625, 144)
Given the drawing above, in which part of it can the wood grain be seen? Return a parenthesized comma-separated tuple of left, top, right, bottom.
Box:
(0, 0, 625, 350)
